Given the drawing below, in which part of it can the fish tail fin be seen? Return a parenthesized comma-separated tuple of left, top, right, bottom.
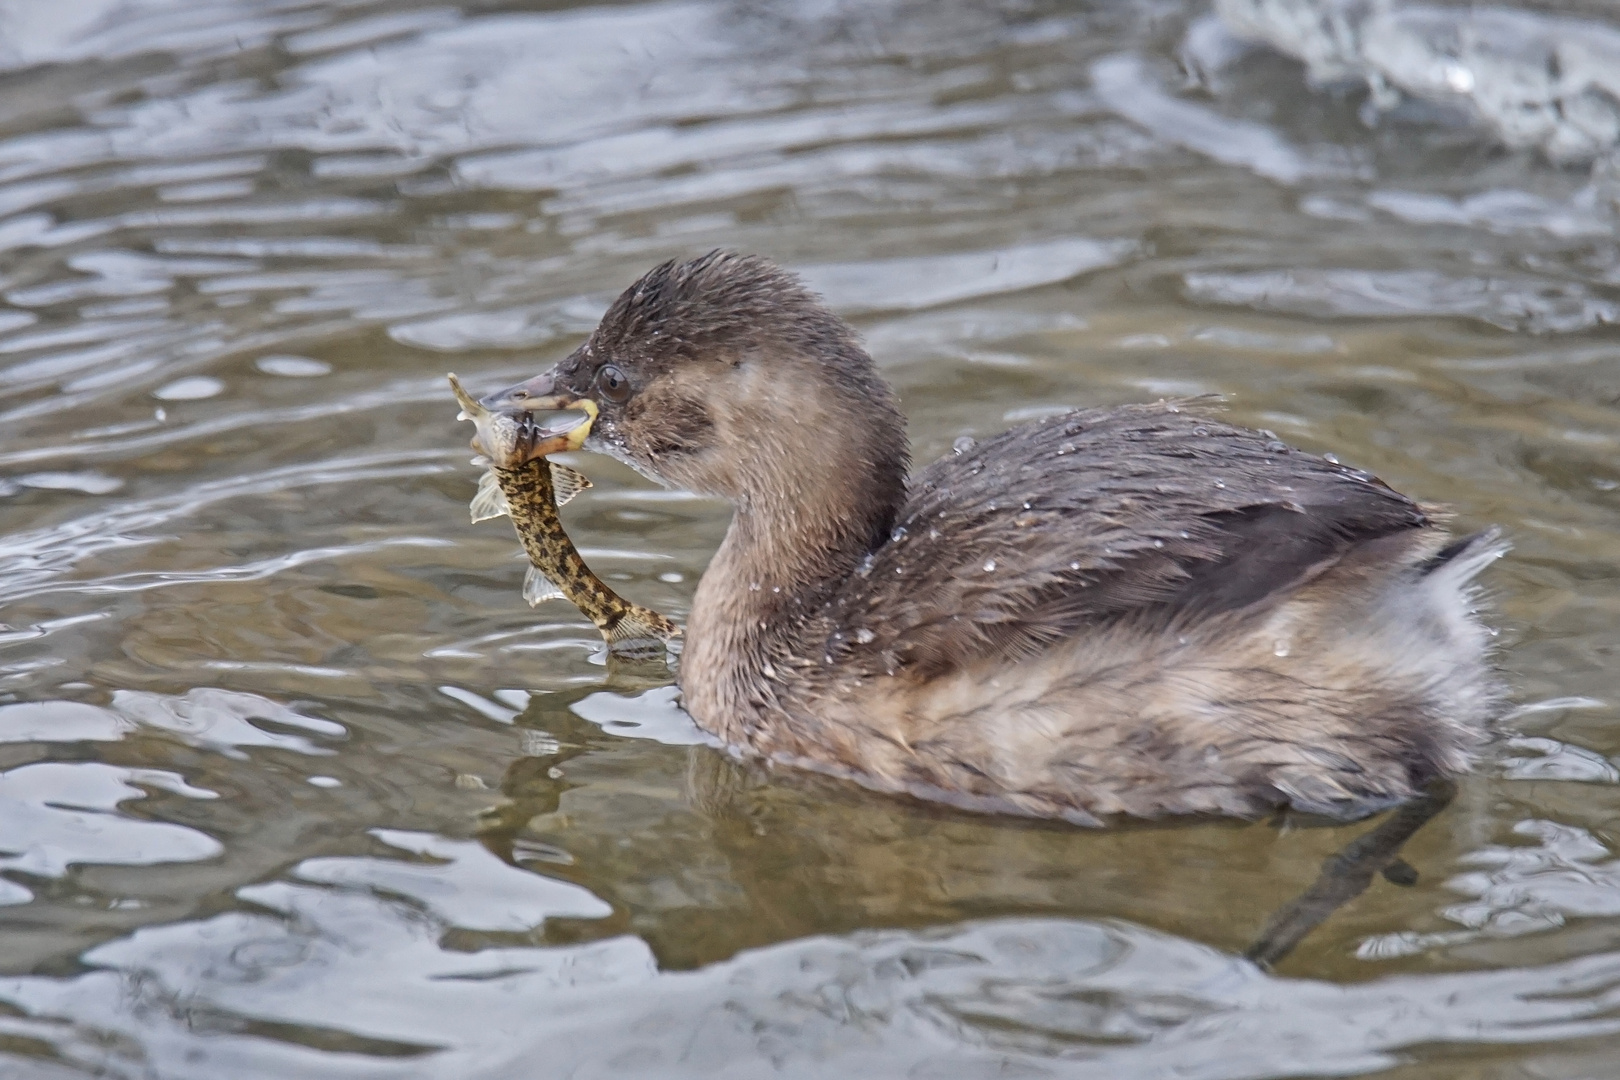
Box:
(606, 605, 682, 651)
(522, 565, 566, 607)
(469, 469, 510, 522)
(448, 373, 479, 419)
(549, 462, 591, 506)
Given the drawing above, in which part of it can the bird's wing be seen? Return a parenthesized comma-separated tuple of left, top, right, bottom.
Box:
(818, 402, 1430, 679)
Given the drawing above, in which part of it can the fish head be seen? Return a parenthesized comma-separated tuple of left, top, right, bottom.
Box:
(448, 373, 596, 467)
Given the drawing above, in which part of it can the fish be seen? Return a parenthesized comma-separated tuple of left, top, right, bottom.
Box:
(448, 373, 679, 652)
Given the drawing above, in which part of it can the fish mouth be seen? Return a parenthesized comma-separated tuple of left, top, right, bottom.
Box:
(448, 373, 597, 466)
(504, 408, 596, 462)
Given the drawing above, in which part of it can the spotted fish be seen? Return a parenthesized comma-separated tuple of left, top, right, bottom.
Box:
(449, 373, 679, 652)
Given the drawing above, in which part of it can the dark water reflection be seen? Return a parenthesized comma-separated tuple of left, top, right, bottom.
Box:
(3, 0, 1620, 1076)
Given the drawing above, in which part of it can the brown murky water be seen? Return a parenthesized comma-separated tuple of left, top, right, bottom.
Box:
(3, 1, 1620, 1076)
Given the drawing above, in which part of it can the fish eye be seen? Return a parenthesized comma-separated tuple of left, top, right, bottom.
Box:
(596, 364, 630, 403)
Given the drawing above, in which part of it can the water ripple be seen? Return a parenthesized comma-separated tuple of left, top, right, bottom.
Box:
(0, 762, 220, 906)
(0, 450, 455, 604)
(6, 901, 1620, 1078)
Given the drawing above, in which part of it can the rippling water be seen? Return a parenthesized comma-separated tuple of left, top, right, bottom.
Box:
(3, 0, 1620, 1076)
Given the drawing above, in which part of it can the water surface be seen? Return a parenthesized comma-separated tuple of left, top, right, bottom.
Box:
(3, 1, 1620, 1076)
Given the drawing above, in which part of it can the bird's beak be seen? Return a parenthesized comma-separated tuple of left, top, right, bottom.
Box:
(479, 370, 582, 414)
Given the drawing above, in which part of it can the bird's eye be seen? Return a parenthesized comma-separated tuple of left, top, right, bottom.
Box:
(596, 364, 630, 403)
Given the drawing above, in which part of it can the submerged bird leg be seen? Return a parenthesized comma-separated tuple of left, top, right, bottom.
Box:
(1243, 779, 1457, 970)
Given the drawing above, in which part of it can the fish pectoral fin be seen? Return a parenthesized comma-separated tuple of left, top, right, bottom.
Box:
(522, 565, 566, 607)
(469, 470, 510, 523)
(548, 462, 592, 507)
(606, 605, 681, 649)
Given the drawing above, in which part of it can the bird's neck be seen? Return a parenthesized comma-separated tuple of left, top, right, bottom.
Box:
(680, 421, 906, 741)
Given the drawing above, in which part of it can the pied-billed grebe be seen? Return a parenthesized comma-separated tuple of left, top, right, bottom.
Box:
(481, 251, 1505, 824)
